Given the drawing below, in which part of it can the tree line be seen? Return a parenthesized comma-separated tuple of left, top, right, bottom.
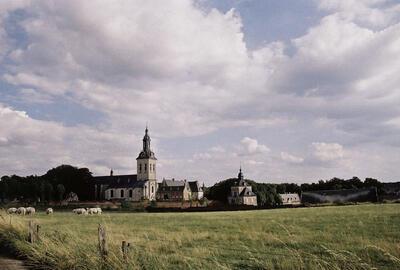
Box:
(205, 176, 385, 207)
(0, 165, 93, 203)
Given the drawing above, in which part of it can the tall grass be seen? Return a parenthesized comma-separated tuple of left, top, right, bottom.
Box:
(0, 204, 399, 269)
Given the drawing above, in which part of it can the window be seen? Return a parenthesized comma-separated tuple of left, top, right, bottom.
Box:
(129, 189, 133, 198)
(151, 185, 154, 193)
(120, 189, 124, 197)
(139, 164, 142, 173)
(110, 190, 114, 198)
(153, 164, 156, 171)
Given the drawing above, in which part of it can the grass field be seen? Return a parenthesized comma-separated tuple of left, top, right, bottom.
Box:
(0, 203, 399, 270)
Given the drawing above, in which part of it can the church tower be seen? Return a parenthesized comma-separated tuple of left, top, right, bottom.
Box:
(137, 127, 157, 200)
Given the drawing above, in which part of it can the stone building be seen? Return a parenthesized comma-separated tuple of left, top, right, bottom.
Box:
(228, 168, 257, 206)
(93, 127, 158, 201)
(156, 179, 204, 201)
(279, 193, 301, 205)
(188, 181, 204, 200)
(157, 179, 191, 201)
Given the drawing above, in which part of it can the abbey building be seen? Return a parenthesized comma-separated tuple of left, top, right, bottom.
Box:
(93, 127, 158, 201)
(93, 127, 203, 202)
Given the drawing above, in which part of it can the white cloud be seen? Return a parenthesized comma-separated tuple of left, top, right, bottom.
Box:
(239, 137, 270, 155)
(0, 0, 399, 182)
(280, 152, 304, 164)
(317, 0, 400, 28)
(311, 142, 344, 162)
(0, 103, 141, 176)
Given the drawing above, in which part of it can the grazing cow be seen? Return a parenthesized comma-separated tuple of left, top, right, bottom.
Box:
(87, 208, 101, 215)
(72, 208, 87, 215)
(46, 208, 53, 215)
(7, 208, 17, 214)
(17, 207, 26, 215)
(26, 207, 36, 215)
(87, 207, 102, 215)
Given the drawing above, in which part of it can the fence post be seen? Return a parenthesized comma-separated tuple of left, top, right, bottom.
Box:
(121, 241, 130, 261)
(36, 224, 40, 241)
(98, 224, 108, 259)
(28, 221, 40, 243)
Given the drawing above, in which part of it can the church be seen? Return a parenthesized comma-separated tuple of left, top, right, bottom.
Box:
(93, 127, 204, 202)
(93, 127, 158, 201)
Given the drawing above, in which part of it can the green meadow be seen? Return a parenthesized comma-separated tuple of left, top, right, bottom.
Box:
(0, 203, 399, 270)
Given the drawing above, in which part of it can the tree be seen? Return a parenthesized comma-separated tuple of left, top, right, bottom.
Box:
(56, 184, 66, 201)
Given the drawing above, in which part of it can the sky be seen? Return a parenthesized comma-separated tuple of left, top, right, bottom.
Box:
(0, 0, 400, 184)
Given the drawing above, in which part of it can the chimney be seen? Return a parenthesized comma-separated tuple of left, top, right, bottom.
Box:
(110, 169, 114, 176)
(172, 178, 175, 181)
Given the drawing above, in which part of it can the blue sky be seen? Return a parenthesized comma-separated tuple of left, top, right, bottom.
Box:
(0, 0, 400, 184)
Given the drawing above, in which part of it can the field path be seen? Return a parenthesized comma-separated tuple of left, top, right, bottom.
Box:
(0, 256, 28, 270)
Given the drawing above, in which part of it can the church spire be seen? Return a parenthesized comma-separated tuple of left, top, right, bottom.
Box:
(137, 126, 156, 160)
(238, 166, 244, 181)
(143, 126, 151, 153)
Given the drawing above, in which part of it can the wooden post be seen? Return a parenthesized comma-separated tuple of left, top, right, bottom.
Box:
(121, 241, 130, 261)
(98, 224, 108, 259)
(36, 224, 40, 241)
(28, 221, 35, 243)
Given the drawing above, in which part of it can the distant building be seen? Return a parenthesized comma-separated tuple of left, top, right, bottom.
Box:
(228, 168, 257, 206)
(156, 179, 205, 201)
(188, 181, 204, 200)
(157, 179, 191, 201)
(93, 127, 158, 201)
(65, 192, 79, 202)
(279, 193, 301, 205)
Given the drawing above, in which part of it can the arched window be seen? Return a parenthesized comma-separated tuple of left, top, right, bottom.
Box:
(153, 164, 156, 171)
(139, 164, 142, 173)
(151, 185, 154, 193)
(120, 189, 124, 198)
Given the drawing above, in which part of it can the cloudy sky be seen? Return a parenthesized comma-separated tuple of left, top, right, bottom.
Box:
(0, 0, 399, 184)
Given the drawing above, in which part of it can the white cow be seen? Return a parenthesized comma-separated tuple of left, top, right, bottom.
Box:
(7, 207, 17, 214)
(26, 207, 36, 215)
(17, 207, 26, 215)
(72, 208, 87, 215)
(87, 207, 102, 215)
(46, 208, 53, 215)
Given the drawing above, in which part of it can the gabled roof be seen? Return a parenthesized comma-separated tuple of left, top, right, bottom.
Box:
(93, 174, 136, 184)
(161, 179, 186, 187)
(188, 181, 202, 192)
(93, 174, 144, 189)
(108, 180, 147, 189)
(239, 186, 256, 197)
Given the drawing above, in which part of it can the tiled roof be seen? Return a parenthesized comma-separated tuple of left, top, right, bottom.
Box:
(161, 179, 186, 187)
(93, 174, 144, 189)
(239, 187, 256, 197)
(188, 181, 201, 192)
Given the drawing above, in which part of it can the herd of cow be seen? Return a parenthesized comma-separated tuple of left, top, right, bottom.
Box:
(6, 207, 102, 215)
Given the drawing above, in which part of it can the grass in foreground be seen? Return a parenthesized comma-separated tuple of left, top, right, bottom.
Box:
(0, 203, 399, 270)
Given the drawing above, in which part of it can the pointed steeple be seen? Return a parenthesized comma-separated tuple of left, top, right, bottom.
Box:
(137, 126, 157, 160)
(143, 126, 151, 153)
(237, 166, 245, 186)
(238, 166, 243, 180)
